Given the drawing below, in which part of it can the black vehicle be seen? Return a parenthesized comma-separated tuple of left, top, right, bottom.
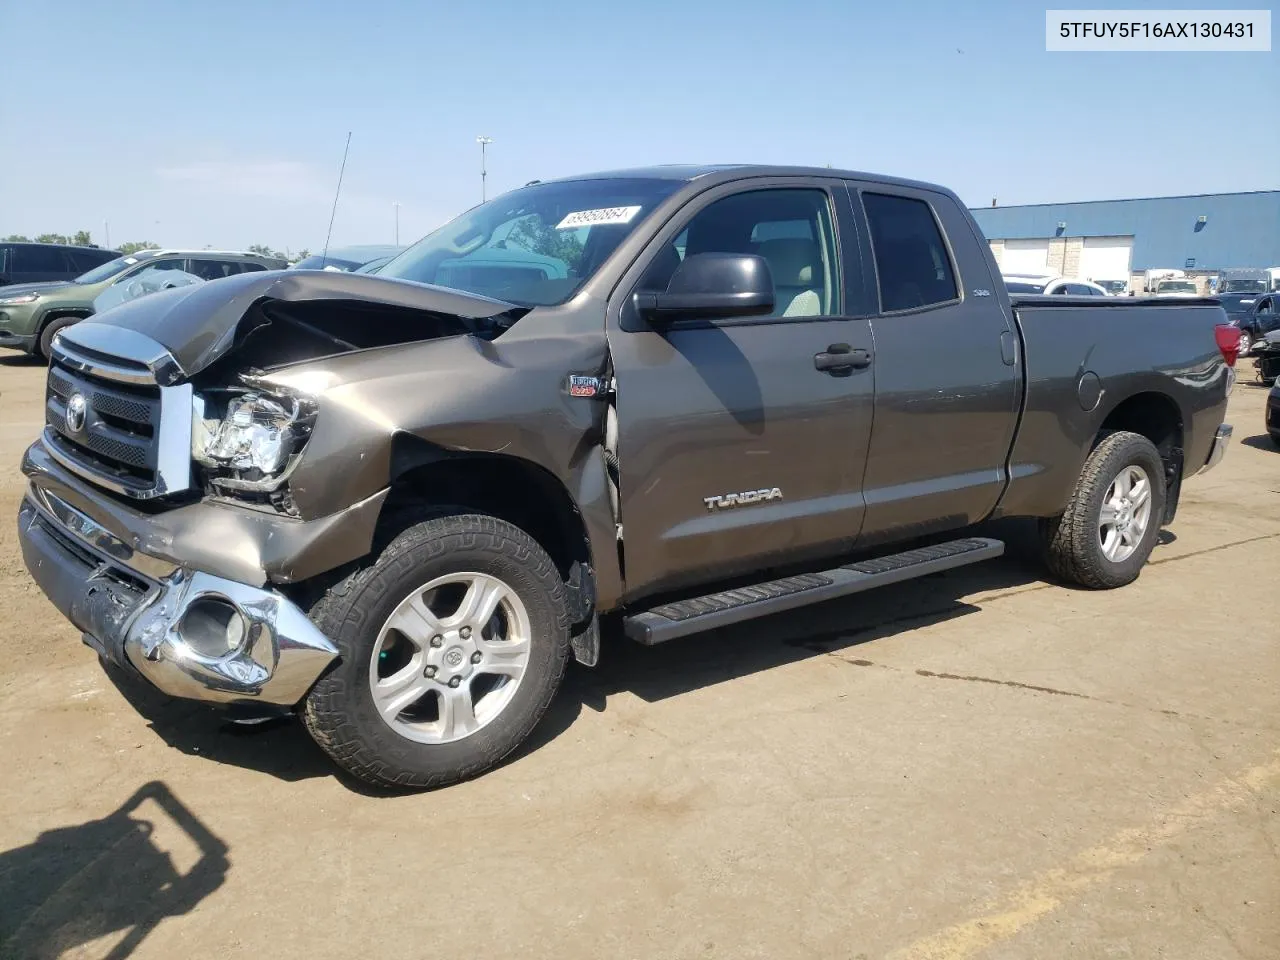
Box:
(1227, 292, 1280, 356)
(1266, 382, 1280, 447)
(0, 242, 118, 287)
(1252, 330, 1280, 387)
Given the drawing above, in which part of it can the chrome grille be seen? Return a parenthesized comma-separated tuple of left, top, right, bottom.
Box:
(46, 362, 160, 488)
(42, 325, 193, 500)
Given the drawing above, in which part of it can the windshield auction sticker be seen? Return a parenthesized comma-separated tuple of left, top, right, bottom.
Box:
(555, 206, 643, 230)
(1046, 9, 1271, 50)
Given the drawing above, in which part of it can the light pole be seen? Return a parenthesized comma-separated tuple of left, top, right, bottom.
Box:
(393, 201, 400, 245)
(476, 136, 493, 203)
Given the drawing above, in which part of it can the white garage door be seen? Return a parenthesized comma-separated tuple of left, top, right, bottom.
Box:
(1080, 236, 1133, 282)
(1000, 239, 1051, 274)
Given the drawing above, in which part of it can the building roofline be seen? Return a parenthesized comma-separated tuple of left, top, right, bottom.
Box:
(974, 189, 1280, 211)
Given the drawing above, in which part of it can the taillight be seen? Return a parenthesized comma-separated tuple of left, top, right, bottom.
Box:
(1215, 323, 1241, 367)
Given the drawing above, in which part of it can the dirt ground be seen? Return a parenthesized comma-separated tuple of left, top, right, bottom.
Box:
(0, 353, 1276, 960)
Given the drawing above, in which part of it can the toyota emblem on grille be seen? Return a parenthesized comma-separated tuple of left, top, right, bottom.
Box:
(65, 393, 88, 433)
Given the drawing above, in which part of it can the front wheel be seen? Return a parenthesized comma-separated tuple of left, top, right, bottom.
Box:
(1039, 431, 1166, 589)
(302, 512, 571, 790)
(37, 315, 81, 360)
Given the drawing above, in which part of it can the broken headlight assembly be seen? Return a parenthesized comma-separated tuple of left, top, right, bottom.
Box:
(192, 388, 318, 494)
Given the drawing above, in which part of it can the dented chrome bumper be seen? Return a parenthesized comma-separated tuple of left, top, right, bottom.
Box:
(17, 493, 337, 707)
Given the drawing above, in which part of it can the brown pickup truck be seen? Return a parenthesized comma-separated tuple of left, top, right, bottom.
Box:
(18, 165, 1240, 789)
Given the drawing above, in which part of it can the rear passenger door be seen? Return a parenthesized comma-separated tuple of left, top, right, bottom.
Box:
(847, 185, 1021, 544)
(608, 179, 877, 599)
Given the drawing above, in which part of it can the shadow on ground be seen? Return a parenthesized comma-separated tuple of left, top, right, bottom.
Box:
(0, 353, 44, 367)
(107, 519, 1072, 791)
(0, 781, 227, 959)
(1240, 433, 1277, 452)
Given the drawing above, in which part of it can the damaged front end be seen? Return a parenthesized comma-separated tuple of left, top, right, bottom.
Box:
(18, 270, 531, 708)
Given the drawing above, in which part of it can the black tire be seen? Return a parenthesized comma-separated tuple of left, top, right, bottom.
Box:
(1269, 431, 1280, 449)
(1039, 430, 1166, 590)
(302, 512, 571, 790)
(37, 315, 81, 360)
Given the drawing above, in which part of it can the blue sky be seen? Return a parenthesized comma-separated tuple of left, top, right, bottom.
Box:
(0, 0, 1275, 252)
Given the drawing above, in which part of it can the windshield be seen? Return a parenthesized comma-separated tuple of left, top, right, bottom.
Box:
(1158, 281, 1197, 293)
(377, 177, 683, 306)
(293, 255, 363, 272)
(1220, 279, 1267, 293)
(1004, 281, 1046, 293)
(75, 256, 138, 284)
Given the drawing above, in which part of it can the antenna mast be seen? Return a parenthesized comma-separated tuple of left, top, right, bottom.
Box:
(321, 131, 353, 268)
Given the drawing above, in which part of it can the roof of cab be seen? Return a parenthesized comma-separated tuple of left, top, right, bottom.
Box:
(537, 164, 956, 197)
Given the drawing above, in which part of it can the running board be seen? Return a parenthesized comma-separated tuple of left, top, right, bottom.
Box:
(623, 537, 1004, 645)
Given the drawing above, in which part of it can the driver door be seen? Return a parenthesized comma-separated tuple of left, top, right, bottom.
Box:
(606, 179, 877, 600)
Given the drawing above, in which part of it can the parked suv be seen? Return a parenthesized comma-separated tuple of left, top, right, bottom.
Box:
(0, 242, 119, 287)
(0, 249, 287, 358)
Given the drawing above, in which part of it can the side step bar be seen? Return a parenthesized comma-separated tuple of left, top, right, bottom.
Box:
(623, 537, 1004, 645)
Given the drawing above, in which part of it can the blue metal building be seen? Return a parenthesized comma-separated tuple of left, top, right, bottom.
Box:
(969, 191, 1280, 290)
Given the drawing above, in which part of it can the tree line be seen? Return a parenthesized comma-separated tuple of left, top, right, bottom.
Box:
(3, 234, 306, 261)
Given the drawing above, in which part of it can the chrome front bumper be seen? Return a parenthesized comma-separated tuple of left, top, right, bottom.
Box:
(18, 493, 338, 707)
(1198, 423, 1233, 475)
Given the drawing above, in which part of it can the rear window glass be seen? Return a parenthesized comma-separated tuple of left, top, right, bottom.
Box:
(862, 193, 959, 312)
(13, 245, 69, 273)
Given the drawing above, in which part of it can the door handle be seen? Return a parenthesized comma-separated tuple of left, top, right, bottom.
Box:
(814, 344, 872, 373)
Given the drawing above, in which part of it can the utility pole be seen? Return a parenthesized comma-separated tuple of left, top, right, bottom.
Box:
(476, 136, 494, 202)
(103, 219, 110, 249)
(393, 202, 400, 245)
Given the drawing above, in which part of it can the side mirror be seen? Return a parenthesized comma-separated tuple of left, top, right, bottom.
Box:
(634, 252, 774, 323)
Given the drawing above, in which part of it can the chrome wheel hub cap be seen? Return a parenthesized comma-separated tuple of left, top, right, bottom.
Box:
(1098, 464, 1153, 564)
(369, 572, 532, 744)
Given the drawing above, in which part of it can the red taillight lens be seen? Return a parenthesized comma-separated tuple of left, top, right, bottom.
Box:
(1215, 323, 1241, 367)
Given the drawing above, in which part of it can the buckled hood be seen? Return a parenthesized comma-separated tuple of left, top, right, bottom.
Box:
(83, 269, 524, 377)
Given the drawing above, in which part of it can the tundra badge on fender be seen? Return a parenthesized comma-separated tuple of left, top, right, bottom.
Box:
(567, 375, 606, 398)
(703, 487, 784, 510)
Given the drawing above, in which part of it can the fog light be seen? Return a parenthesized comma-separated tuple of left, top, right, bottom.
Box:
(179, 596, 247, 659)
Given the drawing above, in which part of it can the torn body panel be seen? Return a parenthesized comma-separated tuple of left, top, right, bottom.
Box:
(44, 272, 623, 608)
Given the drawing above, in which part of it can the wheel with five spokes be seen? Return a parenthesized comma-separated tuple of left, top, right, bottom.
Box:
(1039, 430, 1167, 590)
(302, 512, 570, 790)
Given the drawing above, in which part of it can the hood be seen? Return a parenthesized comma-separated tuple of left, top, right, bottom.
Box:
(66, 269, 524, 378)
(0, 280, 73, 298)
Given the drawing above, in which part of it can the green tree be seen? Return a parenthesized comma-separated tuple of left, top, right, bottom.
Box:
(248, 243, 283, 258)
(119, 241, 160, 256)
(3, 234, 30, 242)
(72, 229, 93, 246)
(296, 248, 310, 260)
(35, 233, 71, 245)
(505, 215, 584, 269)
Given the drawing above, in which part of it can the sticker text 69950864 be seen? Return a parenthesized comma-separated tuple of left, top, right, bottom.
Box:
(555, 206, 642, 230)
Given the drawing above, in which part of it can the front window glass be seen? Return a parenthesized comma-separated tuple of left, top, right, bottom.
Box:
(378, 177, 682, 306)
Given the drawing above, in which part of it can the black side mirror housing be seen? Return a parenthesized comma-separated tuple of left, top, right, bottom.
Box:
(634, 252, 774, 323)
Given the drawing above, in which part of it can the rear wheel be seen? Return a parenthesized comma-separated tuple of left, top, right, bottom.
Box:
(302, 512, 570, 790)
(1040, 431, 1166, 589)
(37, 315, 82, 360)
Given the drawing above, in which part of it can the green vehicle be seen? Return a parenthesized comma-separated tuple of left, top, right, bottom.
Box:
(0, 248, 287, 358)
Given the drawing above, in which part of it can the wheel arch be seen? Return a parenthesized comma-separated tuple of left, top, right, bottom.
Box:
(1093, 390, 1185, 522)
(378, 433, 598, 629)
